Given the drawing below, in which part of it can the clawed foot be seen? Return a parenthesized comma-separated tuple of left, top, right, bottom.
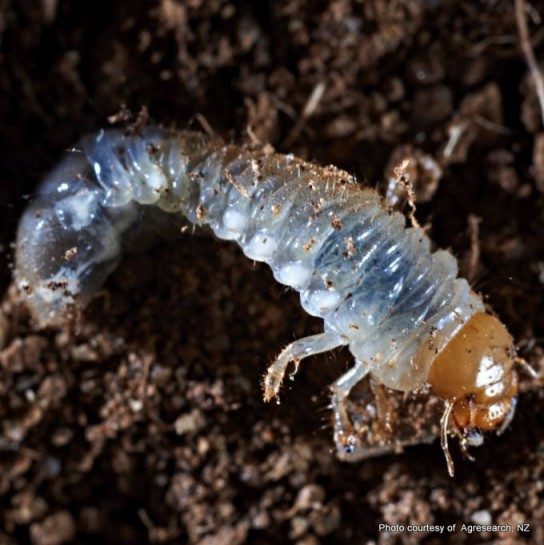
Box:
(263, 359, 301, 402)
(334, 425, 365, 460)
(263, 365, 288, 403)
(262, 332, 347, 403)
(330, 361, 369, 460)
(331, 390, 366, 460)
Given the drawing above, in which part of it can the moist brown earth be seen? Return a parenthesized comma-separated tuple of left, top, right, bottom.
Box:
(1, 1, 544, 544)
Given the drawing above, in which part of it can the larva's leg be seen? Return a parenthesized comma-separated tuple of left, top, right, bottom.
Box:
(330, 361, 369, 456)
(263, 332, 347, 403)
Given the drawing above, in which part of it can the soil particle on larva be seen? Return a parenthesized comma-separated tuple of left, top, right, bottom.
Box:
(1, 1, 543, 544)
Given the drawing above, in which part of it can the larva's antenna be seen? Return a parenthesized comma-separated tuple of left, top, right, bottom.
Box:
(440, 401, 455, 478)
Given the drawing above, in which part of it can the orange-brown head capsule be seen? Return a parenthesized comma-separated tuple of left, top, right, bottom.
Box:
(427, 312, 518, 447)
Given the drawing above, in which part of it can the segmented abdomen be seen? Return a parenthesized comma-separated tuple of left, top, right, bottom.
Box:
(15, 127, 483, 390)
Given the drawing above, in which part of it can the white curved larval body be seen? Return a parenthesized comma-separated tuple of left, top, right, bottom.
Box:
(15, 127, 484, 393)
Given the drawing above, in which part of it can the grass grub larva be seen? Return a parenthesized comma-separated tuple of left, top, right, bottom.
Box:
(15, 126, 524, 476)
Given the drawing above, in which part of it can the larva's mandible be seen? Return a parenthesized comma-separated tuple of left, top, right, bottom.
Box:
(15, 127, 520, 475)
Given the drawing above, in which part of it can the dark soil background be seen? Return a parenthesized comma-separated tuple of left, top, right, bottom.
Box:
(1, 1, 544, 544)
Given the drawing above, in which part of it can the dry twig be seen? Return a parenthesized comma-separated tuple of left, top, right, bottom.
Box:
(283, 82, 326, 148)
(516, 0, 544, 129)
